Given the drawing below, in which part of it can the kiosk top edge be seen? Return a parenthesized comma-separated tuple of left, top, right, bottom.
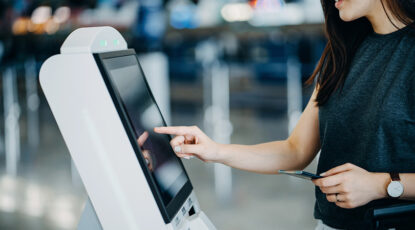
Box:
(60, 26, 128, 54)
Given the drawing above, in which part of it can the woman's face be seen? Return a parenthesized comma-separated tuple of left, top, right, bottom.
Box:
(334, 0, 380, 22)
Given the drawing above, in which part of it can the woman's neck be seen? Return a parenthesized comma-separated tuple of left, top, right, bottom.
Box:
(366, 1, 407, 35)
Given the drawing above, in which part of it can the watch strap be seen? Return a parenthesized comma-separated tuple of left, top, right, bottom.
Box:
(390, 172, 400, 181)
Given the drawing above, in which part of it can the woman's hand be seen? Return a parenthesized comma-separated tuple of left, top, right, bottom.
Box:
(154, 126, 220, 162)
(312, 163, 389, 209)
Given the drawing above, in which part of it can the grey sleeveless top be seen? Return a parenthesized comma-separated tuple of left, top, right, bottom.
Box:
(315, 25, 415, 229)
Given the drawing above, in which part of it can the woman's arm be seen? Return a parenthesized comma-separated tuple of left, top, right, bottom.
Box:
(217, 88, 321, 173)
(154, 89, 321, 174)
(401, 174, 415, 200)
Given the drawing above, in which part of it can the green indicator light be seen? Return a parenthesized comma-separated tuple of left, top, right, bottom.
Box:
(113, 39, 120, 45)
(100, 40, 108, 47)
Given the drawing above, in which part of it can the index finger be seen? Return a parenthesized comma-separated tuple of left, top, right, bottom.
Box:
(312, 173, 344, 187)
(154, 126, 197, 136)
(320, 163, 354, 176)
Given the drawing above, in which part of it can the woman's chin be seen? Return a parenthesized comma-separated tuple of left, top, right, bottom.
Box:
(339, 11, 358, 22)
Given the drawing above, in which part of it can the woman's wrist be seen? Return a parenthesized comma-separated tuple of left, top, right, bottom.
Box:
(372, 172, 390, 200)
(214, 143, 229, 164)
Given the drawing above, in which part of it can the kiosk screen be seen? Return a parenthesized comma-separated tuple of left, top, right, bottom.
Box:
(101, 54, 189, 208)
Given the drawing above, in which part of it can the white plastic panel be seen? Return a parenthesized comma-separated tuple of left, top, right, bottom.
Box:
(39, 54, 165, 230)
(60, 26, 127, 54)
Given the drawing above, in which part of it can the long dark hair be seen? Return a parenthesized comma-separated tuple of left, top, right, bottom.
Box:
(306, 0, 415, 106)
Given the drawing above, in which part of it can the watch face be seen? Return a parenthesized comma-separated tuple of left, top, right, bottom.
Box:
(387, 181, 404, 198)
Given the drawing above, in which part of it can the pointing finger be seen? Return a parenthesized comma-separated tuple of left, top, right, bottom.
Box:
(154, 126, 199, 136)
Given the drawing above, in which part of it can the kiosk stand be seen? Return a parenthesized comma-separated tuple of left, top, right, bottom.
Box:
(40, 26, 216, 230)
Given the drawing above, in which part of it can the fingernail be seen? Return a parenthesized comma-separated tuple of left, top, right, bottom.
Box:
(320, 172, 326, 176)
(183, 156, 194, 160)
(174, 146, 182, 153)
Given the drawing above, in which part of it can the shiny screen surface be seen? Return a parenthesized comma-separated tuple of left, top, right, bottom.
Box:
(102, 55, 188, 206)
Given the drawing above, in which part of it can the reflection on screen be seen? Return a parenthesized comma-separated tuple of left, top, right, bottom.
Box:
(103, 55, 187, 206)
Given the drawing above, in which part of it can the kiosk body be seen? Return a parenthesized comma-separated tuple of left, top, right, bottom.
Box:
(39, 27, 216, 230)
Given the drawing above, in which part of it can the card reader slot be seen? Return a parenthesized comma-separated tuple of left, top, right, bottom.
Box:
(188, 206, 196, 217)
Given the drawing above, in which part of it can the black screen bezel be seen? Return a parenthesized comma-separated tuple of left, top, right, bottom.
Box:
(93, 49, 193, 223)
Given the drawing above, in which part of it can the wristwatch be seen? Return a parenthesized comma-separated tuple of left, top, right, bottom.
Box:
(387, 172, 404, 198)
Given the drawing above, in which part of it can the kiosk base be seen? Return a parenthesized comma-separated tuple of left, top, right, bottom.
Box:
(78, 198, 217, 230)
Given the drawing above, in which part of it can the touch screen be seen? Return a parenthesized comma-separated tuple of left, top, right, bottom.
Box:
(102, 55, 188, 206)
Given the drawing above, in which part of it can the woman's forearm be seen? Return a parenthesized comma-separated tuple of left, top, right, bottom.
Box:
(213, 89, 320, 174)
(401, 174, 415, 200)
(155, 89, 320, 174)
(215, 140, 308, 174)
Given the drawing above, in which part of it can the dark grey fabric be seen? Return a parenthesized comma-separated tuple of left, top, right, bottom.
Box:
(315, 25, 415, 229)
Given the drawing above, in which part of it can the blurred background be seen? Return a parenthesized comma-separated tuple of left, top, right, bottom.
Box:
(0, 0, 327, 229)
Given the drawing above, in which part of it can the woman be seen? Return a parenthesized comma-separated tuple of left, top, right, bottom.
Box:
(155, 0, 415, 229)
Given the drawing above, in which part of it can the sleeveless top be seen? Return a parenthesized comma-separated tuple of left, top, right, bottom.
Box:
(315, 25, 415, 229)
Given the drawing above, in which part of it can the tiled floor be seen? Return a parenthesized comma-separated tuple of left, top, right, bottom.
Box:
(0, 89, 318, 230)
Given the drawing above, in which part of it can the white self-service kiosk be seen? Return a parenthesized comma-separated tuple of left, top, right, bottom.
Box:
(39, 27, 216, 230)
